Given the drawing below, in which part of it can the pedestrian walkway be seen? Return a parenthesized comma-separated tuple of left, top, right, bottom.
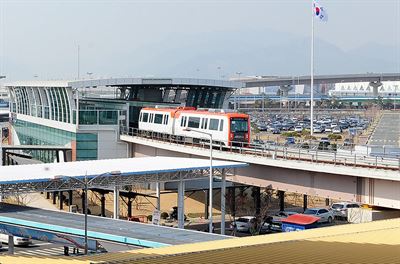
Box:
(25, 192, 60, 211)
(14, 246, 66, 257)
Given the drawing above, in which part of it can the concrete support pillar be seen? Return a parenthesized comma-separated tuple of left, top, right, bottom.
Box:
(177, 179, 185, 229)
(101, 193, 106, 217)
(278, 190, 285, 212)
(68, 190, 73, 206)
(303, 194, 308, 212)
(220, 169, 226, 235)
(254, 187, 261, 216)
(229, 187, 236, 219)
(156, 182, 161, 211)
(59, 191, 64, 210)
(113, 186, 119, 219)
(205, 190, 209, 219)
(46, 192, 50, 199)
(369, 81, 382, 97)
(52, 191, 57, 205)
(325, 198, 330, 206)
(8, 235, 14, 255)
(127, 199, 132, 218)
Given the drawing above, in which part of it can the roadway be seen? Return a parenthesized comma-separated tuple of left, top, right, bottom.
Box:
(368, 112, 400, 147)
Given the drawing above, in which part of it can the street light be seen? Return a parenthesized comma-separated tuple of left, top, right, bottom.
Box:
(235, 72, 242, 111)
(183, 128, 213, 233)
(0, 75, 6, 167)
(57, 170, 121, 255)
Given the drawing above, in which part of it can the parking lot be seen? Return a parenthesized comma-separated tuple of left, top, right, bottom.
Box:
(249, 112, 373, 149)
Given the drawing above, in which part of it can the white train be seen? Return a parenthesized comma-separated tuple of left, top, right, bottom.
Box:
(138, 107, 250, 146)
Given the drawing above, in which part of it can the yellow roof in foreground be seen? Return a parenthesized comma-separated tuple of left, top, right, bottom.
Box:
(1, 218, 399, 264)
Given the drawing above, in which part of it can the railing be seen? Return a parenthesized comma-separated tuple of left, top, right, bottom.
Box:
(120, 126, 400, 171)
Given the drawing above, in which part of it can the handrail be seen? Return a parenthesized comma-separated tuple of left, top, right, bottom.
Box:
(119, 126, 400, 171)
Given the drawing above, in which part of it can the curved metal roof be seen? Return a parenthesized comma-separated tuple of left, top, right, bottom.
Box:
(69, 77, 242, 89)
(0, 156, 247, 194)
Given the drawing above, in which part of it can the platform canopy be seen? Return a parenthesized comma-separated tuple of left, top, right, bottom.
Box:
(0, 156, 247, 194)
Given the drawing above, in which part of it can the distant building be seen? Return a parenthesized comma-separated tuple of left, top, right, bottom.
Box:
(329, 81, 400, 97)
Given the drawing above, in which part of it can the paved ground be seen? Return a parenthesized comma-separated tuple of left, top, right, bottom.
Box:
(368, 112, 400, 147)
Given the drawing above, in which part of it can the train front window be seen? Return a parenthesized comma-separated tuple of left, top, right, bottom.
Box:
(230, 118, 248, 132)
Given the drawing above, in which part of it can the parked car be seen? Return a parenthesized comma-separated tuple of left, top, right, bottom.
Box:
(303, 208, 334, 223)
(294, 126, 303, 132)
(232, 216, 255, 232)
(343, 138, 353, 146)
(330, 202, 360, 220)
(268, 211, 298, 231)
(251, 139, 264, 149)
(272, 128, 281, 134)
(332, 127, 342, 134)
(232, 216, 269, 233)
(0, 233, 31, 246)
(286, 137, 296, 145)
(265, 140, 277, 146)
(313, 126, 324, 133)
(324, 127, 332, 133)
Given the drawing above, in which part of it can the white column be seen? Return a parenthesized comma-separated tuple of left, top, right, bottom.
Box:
(156, 181, 161, 211)
(220, 169, 226, 235)
(113, 186, 119, 219)
(177, 179, 185, 229)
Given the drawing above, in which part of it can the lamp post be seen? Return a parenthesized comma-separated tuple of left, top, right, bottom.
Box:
(183, 128, 213, 233)
(235, 72, 242, 111)
(59, 170, 121, 254)
(0, 75, 6, 167)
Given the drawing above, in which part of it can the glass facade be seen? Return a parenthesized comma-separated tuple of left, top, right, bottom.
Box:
(13, 120, 76, 162)
(76, 133, 98, 160)
(9, 86, 72, 124)
(13, 120, 100, 162)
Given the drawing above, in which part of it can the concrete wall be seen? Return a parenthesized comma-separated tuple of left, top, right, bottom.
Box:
(79, 125, 128, 159)
(127, 139, 400, 209)
(131, 143, 357, 202)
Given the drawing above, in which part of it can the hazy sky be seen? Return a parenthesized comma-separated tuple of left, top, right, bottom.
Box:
(0, 0, 399, 81)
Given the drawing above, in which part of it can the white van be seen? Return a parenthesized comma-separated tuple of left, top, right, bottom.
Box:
(0, 233, 31, 246)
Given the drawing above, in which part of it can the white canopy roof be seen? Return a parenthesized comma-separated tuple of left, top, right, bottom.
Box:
(0, 156, 247, 185)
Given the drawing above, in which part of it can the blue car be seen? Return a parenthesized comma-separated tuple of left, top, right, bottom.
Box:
(286, 137, 296, 145)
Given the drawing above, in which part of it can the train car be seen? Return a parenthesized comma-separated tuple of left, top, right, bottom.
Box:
(138, 107, 250, 146)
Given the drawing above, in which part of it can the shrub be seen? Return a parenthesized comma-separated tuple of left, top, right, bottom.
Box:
(328, 134, 342, 141)
(160, 212, 169, 219)
(147, 215, 153, 222)
(301, 129, 311, 136)
(281, 131, 300, 137)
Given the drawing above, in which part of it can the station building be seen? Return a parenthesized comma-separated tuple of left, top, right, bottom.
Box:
(5, 78, 240, 163)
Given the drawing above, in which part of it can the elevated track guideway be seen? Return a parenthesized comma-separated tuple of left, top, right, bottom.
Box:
(121, 129, 400, 209)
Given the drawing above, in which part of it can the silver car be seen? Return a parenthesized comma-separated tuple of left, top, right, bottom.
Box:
(303, 208, 334, 223)
(331, 202, 360, 219)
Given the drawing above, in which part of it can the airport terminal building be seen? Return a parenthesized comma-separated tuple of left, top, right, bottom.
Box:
(5, 78, 240, 163)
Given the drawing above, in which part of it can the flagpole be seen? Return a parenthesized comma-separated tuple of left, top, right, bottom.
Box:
(310, 0, 315, 136)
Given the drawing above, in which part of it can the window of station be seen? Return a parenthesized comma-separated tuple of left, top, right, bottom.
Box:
(209, 118, 219, 131)
(188, 117, 200, 128)
(154, 114, 163, 124)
